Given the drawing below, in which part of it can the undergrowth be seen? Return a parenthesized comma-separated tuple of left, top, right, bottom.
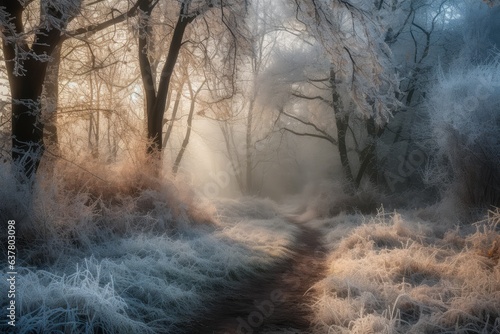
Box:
(0, 157, 298, 333)
(309, 207, 500, 333)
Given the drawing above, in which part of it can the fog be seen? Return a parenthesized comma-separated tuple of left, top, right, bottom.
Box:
(1, 0, 500, 333)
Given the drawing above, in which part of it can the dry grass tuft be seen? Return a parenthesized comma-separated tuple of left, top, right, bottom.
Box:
(310, 208, 500, 333)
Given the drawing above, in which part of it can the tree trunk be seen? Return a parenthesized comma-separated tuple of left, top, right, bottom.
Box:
(163, 81, 184, 148)
(173, 80, 204, 174)
(138, 0, 157, 152)
(10, 76, 46, 180)
(43, 44, 62, 155)
(330, 68, 354, 184)
(1, 1, 63, 180)
(355, 117, 380, 187)
(138, 0, 195, 156)
(148, 15, 192, 153)
(245, 98, 255, 194)
(336, 115, 353, 183)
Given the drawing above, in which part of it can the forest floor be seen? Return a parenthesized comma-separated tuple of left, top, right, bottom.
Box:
(188, 204, 500, 334)
(190, 220, 327, 334)
(1, 165, 499, 334)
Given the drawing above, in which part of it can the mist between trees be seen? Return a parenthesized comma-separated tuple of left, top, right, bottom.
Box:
(0, 0, 500, 211)
(2, 1, 500, 333)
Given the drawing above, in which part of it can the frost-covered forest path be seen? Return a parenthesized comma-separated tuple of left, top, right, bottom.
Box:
(189, 220, 327, 334)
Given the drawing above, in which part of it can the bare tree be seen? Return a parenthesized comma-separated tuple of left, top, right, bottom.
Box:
(137, 0, 219, 157)
(293, 0, 400, 124)
(204, 0, 291, 194)
(0, 0, 140, 181)
(268, 0, 463, 190)
(172, 76, 206, 174)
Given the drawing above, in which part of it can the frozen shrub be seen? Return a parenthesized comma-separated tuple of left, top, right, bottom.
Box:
(292, 180, 385, 222)
(425, 56, 500, 211)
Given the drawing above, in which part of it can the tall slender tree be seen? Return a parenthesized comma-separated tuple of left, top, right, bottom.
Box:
(0, 1, 78, 180)
(137, 0, 214, 156)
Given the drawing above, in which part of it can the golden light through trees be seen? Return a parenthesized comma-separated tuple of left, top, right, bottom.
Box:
(1, 2, 500, 333)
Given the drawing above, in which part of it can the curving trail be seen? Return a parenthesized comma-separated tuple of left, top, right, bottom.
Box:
(189, 220, 327, 334)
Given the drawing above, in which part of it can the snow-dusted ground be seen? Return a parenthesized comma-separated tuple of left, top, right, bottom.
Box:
(0, 196, 298, 333)
(1, 162, 499, 333)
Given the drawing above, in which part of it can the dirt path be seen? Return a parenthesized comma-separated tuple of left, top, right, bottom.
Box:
(188, 221, 327, 334)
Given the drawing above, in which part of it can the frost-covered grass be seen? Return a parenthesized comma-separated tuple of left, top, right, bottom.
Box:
(3, 154, 499, 334)
(308, 207, 500, 334)
(0, 160, 298, 333)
